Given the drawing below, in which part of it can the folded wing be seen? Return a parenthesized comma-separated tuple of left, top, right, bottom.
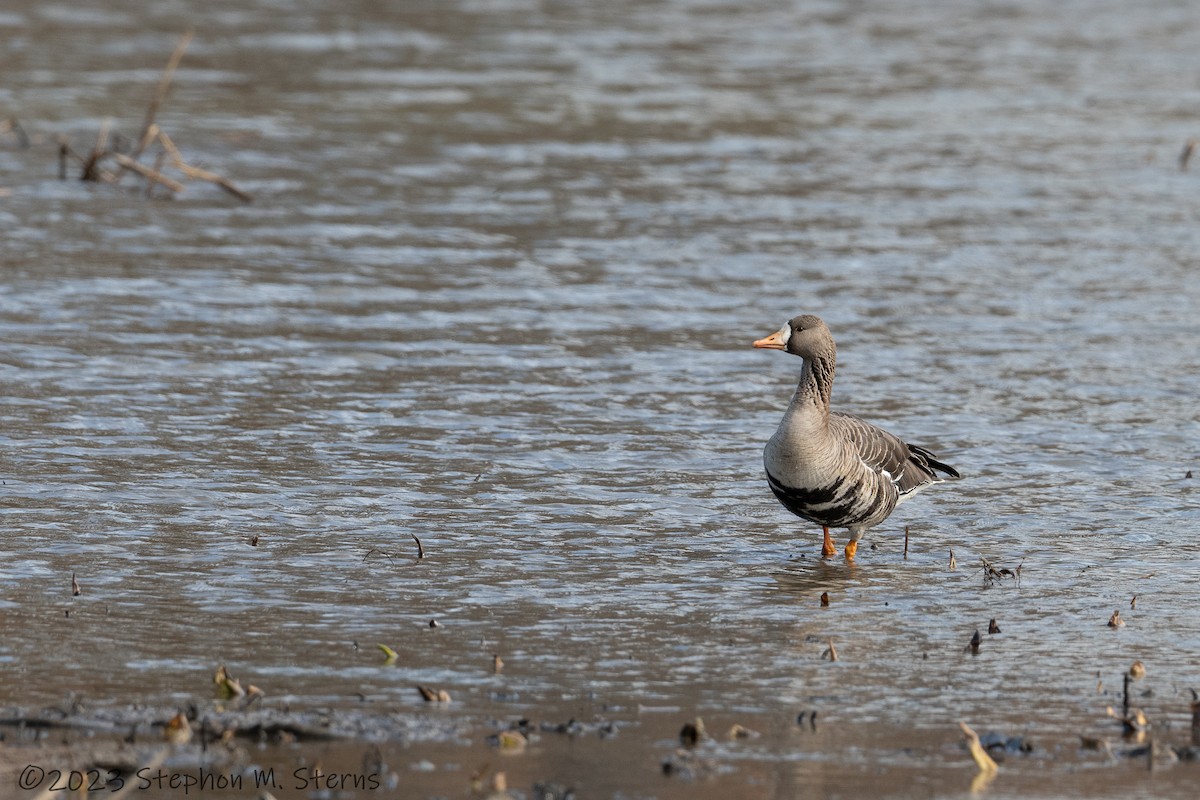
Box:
(830, 412, 960, 498)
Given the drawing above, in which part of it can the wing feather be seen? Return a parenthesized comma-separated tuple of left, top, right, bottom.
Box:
(829, 412, 959, 496)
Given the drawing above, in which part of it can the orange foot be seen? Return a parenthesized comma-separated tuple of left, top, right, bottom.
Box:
(844, 540, 858, 560)
(821, 526, 837, 558)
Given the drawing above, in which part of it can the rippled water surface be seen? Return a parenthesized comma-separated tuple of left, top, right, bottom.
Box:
(2, 1, 1200, 797)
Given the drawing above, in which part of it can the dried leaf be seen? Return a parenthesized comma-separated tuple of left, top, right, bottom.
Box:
(213, 665, 245, 699)
(727, 723, 759, 739)
(417, 685, 451, 703)
(959, 721, 999, 774)
(494, 730, 526, 751)
(163, 711, 192, 745)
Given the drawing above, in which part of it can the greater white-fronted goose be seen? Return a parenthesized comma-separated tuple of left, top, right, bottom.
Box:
(753, 314, 959, 559)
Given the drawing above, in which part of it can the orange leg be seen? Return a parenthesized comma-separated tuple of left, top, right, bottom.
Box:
(844, 540, 858, 560)
(821, 527, 837, 557)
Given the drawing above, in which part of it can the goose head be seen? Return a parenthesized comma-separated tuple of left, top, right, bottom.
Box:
(753, 314, 835, 360)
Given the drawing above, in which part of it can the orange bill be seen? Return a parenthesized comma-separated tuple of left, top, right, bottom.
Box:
(753, 329, 787, 349)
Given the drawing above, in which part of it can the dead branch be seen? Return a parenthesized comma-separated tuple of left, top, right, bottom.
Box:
(134, 30, 193, 162)
(157, 129, 253, 202)
(51, 31, 249, 202)
(112, 153, 185, 193)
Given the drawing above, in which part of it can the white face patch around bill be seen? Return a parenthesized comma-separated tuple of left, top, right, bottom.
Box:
(777, 323, 791, 346)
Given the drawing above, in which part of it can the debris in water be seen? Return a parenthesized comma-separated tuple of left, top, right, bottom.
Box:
(1129, 661, 1146, 680)
(163, 711, 193, 745)
(728, 723, 759, 740)
(489, 730, 526, 752)
(377, 644, 398, 664)
(1108, 706, 1150, 743)
(980, 557, 1022, 586)
(429, 619, 440, 628)
(987, 618, 1001, 635)
(71, 572, 81, 597)
(249, 534, 259, 547)
(820, 591, 830, 607)
(213, 665, 245, 699)
(904, 526, 909, 560)
(679, 718, 706, 747)
(1080, 735, 1117, 761)
(821, 639, 838, 662)
(412, 534, 425, 560)
(1130, 595, 1137, 610)
(492, 653, 504, 673)
(468, 763, 492, 793)
(55, 31, 251, 202)
(959, 721, 999, 776)
(977, 730, 1035, 754)
(242, 684, 265, 709)
(1108, 610, 1125, 628)
(1181, 139, 1197, 171)
(661, 746, 714, 779)
(417, 685, 451, 703)
(1186, 469, 1193, 479)
(949, 549, 956, 570)
(532, 782, 575, 800)
(966, 630, 982, 655)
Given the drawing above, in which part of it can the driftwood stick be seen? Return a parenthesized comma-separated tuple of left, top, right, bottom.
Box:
(135, 30, 193, 159)
(81, 118, 113, 181)
(136, 122, 161, 158)
(114, 123, 162, 184)
(95, 118, 111, 154)
(114, 30, 191, 187)
(157, 129, 253, 202)
(113, 153, 185, 193)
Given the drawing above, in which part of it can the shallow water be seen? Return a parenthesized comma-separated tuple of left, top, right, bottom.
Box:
(2, 0, 1200, 797)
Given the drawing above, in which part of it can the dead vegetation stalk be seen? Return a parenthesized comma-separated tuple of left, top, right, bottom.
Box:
(53, 29, 252, 203)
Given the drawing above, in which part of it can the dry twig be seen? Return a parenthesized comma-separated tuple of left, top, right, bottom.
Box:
(113, 153, 185, 193)
(133, 30, 194, 163)
(57, 30, 251, 203)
